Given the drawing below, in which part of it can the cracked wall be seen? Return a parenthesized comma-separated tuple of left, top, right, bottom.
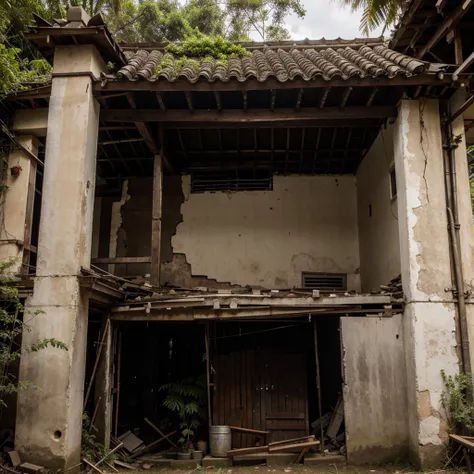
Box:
(172, 175, 361, 290)
(394, 99, 459, 468)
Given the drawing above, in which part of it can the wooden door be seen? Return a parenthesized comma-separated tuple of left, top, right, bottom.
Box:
(263, 352, 308, 442)
(213, 348, 308, 447)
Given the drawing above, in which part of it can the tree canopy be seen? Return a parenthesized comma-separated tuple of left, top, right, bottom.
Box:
(338, 0, 403, 36)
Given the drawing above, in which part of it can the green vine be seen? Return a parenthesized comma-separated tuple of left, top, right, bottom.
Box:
(441, 369, 474, 434)
(0, 43, 52, 98)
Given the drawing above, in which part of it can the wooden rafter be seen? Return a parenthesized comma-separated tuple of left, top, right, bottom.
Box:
(214, 91, 222, 111)
(295, 88, 304, 109)
(156, 92, 166, 110)
(416, 0, 474, 59)
(184, 92, 194, 111)
(365, 88, 378, 107)
(312, 128, 322, 174)
(340, 87, 352, 108)
(243, 90, 248, 111)
(271, 89, 276, 111)
(320, 88, 330, 108)
(101, 106, 397, 123)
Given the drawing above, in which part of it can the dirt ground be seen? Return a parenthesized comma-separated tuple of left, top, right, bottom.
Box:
(125, 465, 459, 474)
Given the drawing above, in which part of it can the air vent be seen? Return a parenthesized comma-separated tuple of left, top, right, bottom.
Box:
(302, 272, 347, 291)
(191, 170, 272, 193)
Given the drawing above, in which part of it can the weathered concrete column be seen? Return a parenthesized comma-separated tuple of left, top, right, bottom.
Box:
(15, 43, 105, 470)
(0, 137, 38, 273)
(394, 99, 459, 468)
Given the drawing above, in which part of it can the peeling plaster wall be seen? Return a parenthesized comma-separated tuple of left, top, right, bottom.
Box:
(342, 315, 409, 464)
(172, 175, 361, 290)
(356, 124, 401, 292)
(394, 99, 459, 468)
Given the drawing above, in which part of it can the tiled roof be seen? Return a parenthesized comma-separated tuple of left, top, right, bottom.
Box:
(115, 44, 427, 83)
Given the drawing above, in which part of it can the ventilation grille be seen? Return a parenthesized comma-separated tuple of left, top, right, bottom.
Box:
(302, 272, 347, 291)
(191, 170, 273, 193)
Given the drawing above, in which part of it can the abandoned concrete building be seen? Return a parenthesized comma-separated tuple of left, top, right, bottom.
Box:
(4, 0, 474, 470)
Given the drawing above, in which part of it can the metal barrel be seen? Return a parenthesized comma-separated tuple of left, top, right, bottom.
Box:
(209, 425, 232, 458)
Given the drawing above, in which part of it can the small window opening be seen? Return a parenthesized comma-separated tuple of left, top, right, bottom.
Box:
(302, 272, 347, 291)
(390, 167, 397, 199)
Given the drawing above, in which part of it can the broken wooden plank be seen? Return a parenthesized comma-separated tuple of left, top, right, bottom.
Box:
(295, 446, 309, 464)
(104, 462, 118, 473)
(18, 464, 43, 474)
(118, 431, 144, 453)
(83, 459, 104, 474)
(269, 440, 320, 453)
(227, 445, 269, 457)
(269, 435, 315, 447)
(450, 434, 474, 450)
(130, 430, 178, 458)
(144, 418, 178, 448)
(7, 453, 21, 469)
(230, 426, 269, 436)
(113, 461, 134, 470)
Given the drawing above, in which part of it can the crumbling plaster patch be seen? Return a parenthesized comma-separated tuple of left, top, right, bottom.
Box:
(171, 175, 361, 289)
(108, 180, 130, 273)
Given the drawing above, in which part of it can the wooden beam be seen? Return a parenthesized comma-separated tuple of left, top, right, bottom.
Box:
(91, 256, 151, 264)
(454, 28, 464, 64)
(150, 155, 162, 286)
(295, 88, 303, 109)
(271, 89, 277, 111)
(449, 93, 474, 123)
(101, 106, 396, 123)
(340, 87, 352, 107)
(95, 74, 452, 93)
(416, 0, 474, 59)
(313, 319, 324, 452)
(269, 440, 320, 453)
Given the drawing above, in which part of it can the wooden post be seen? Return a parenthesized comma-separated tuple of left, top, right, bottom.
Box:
(205, 322, 212, 429)
(150, 154, 163, 286)
(114, 331, 122, 438)
(22, 157, 37, 273)
(312, 318, 324, 452)
(454, 28, 463, 65)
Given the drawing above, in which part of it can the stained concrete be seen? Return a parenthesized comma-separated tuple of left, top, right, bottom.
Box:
(0, 136, 38, 273)
(356, 124, 401, 292)
(172, 175, 361, 290)
(342, 314, 409, 464)
(394, 99, 459, 468)
(15, 44, 104, 470)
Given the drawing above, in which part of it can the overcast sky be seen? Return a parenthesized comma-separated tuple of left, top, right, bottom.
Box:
(260, 1, 384, 41)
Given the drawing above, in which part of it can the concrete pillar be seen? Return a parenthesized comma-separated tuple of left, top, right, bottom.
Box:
(15, 44, 105, 470)
(0, 136, 38, 273)
(448, 89, 474, 376)
(394, 99, 459, 468)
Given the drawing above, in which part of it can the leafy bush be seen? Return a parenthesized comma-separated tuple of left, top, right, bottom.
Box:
(160, 375, 207, 450)
(441, 369, 474, 434)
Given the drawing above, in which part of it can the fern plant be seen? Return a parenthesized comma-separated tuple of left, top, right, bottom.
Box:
(160, 375, 207, 450)
(441, 369, 474, 434)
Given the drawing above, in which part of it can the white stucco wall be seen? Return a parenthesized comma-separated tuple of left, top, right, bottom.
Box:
(357, 124, 401, 292)
(172, 175, 361, 290)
